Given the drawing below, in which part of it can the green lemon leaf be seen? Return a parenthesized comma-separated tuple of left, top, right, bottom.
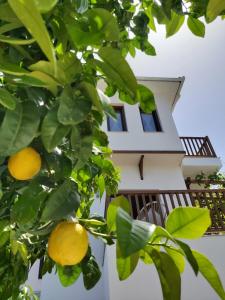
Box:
(9, 0, 55, 65)
(0, 102, 40, 156)
(166, 247, 185, 273)
(0, 88, 17, 110)
(41, 180, 80, 222)
(41, 107, 71, 152)
(17, 242, 28, 265)
(57, 52, 82, 84)
(28, 71, 58, 95)
(0, 3, 21, 23)
(65, 8, 119, 48)
(187, 16, 205, 37)
(29, 58, 77, 85)
(98, 174, 105, 199)
(0, 35, 35, 45)
(166, 11, 185, 38)
(57, 264, 81, 287)
(70, 126, 93, 166)
(79, 82, 102, 113)
(58, 88, 92, 125)
(152, 3, 168, 25)
(137, 84, 156, 113)
(192, 250, 225, 300)
(0, 220, 10, 247)
(116, 208, 155, 257)
(116, 243, 139, 280)
(12, 183, 47, 225)
(139, 246, 153, 265)
(148, 248, 181, 300)
(0, 22, 22, 35)
(149, 226, 173, 243)
(8, 74, 47, 87)
(81, 255, 101, 290)
(0, 56, 28, 76)
(145, 6, 156, 31)
(97, 47, 137, 97)
(206, 0, 225, 22)
(165, 207, 211, 239)
(175, 239, 198, 275)
(44, 151, 72, 181)
(29, 60, 55, 76)
(34, 0, 58, 13)
(107, 195, 131, 232)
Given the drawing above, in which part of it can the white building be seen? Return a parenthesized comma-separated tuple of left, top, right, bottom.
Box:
(29, 77, 225, 300)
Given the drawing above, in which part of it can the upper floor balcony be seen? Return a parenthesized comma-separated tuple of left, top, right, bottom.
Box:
(180, 136, 222, 178)
(180, 136, 217, 157)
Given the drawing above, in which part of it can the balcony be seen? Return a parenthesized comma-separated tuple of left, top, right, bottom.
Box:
(107, 190, 225, 234)
(180, 136, 217, 157)
(180, 136, 222, 177)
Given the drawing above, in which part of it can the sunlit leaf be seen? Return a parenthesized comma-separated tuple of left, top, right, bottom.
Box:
(0, 35, 35, 45)
(166, 207, 211, 239)
(166, 11, 185, 38)
(107, 195, 130, 232)
(65, 8, 119, 48)
(97, 47, 137, 97)
(116, 243, 139, 280)
(57, 264, 81, 287)
(9, 0, 56, 65)
(149, 248, 181, 300)
(206, 0, 225, 22)
(137, 84, 156, 113)
(0, 88, 17, 110)
(187, 16, 205, 37)
(34, 0, 58, 13)
(192, 250, 225, 300)
(166, 247, 185, 273)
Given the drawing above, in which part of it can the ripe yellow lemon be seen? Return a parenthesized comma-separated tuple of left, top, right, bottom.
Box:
(48, 222, 89, 266)
(8, 147, 41, 180)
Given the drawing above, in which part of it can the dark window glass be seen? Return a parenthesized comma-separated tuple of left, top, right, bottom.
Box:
(140, 109, 161, 132)
(107, 106, 127, 131)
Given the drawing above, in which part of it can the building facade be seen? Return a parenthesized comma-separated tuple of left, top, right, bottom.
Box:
(29, 77, 225, 300)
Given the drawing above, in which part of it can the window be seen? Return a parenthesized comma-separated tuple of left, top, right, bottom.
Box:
(140, 109, 161, 132)
(107, 106, 127, 132)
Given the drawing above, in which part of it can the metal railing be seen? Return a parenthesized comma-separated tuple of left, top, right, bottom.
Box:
(107, 189, 225, 234)
(180, 136, 217, 157)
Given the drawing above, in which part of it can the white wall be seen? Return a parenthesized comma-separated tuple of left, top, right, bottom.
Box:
(105, 236, 225, 300)
(112, 153, 187, 190)
(182, 156, 222, 178)
(102, 80, 185, 153)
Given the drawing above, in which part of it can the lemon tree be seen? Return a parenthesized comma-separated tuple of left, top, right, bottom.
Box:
(0, 1, 225, 299)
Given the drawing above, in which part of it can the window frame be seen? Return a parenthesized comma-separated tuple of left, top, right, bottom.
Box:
(107, 105, 128, 132)
(139, 108, 162, 132)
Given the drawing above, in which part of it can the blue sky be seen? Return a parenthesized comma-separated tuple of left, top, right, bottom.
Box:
(128, 19, 225, 171)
